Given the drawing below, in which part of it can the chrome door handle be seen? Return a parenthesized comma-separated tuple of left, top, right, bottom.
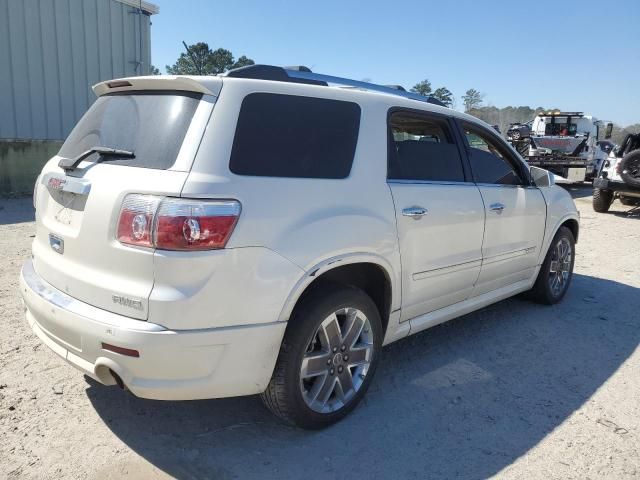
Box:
(490, 203, 505, 213)
(402, 206, 428, 219)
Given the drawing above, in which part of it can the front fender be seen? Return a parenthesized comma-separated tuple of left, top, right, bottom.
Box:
(538, 185, 580, 263)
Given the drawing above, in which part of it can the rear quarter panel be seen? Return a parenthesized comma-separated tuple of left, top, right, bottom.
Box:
(181, 80, 402, 315)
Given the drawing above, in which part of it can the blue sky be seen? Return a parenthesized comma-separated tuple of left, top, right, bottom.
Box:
(150, 0, 640, 125)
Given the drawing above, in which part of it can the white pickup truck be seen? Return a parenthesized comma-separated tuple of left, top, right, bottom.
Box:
(525, 111, 612, 182)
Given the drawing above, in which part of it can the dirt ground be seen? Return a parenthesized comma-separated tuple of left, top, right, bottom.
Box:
(1, 185, 639, 480)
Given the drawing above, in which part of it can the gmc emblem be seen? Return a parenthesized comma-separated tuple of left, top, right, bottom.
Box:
(48, 177, 67, 190)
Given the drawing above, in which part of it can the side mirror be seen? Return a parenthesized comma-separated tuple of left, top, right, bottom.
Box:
(530, 166, 555, 187)
(605, 123, 613, 139)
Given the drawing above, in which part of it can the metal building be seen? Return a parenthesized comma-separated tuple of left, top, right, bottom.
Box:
(0, 0, 159, 195)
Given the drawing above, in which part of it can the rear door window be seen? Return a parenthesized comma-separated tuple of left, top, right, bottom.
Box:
(388, 111, 465, 182)
(58, 92, 201, 170)
(229, 93, 361, 178)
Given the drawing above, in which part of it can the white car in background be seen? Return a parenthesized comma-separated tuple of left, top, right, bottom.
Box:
(21, 65, 580, 429)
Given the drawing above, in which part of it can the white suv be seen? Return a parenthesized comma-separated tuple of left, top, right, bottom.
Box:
(21, 65, 579, 429)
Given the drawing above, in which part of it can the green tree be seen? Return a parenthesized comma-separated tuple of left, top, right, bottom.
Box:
(166, 42, 254, 75)
(232, 55, 255, 69)
(462, 88, 484, 112)
(150, 65, 161, 75)
(410, 79, 432, 96)
(432, 87, 453, 107)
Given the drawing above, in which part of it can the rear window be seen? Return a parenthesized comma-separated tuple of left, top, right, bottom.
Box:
(58, 92, 201, 170)
(229, 93, 361, 178)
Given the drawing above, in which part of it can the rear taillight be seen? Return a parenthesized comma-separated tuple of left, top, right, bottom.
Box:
(117, 194, 240, 251)
(117, 195, 161, 248)
(155, 198, 240, 250)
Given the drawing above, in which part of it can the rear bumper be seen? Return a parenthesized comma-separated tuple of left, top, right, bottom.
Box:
(20, 259, 286, 400)
(594, 178, 640, 197)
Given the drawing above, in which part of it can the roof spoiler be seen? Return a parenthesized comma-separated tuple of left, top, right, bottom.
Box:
(92, 76, 214, 97)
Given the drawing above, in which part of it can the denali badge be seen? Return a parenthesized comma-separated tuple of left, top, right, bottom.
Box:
(49, 234, 64, 254)
(112, 295, 143, 311)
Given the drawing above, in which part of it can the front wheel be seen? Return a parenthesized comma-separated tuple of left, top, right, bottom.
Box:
(592, 187, 613, 212)
(261, 284, 382, 429)
(528, 226, 575, 305)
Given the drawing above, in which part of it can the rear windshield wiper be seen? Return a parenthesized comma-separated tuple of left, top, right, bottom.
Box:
(58, 146, 135, 172)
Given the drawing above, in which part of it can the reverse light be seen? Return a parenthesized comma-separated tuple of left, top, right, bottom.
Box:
(116, 194, 241, 250)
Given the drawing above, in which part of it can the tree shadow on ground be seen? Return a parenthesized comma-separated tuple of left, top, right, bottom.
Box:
(86, 274, 639, 480)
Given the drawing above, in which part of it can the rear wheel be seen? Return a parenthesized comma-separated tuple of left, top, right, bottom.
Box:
(528, 226, 575, 305)
(261, 284, 382, 429)
(593, 187, 613, 212)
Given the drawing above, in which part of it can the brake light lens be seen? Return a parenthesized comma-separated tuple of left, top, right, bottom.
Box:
(117, 195, 161, 247)
(155, 198, 240, 250)
(116, 194, 240, 250)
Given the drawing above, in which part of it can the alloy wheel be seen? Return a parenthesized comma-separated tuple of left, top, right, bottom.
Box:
(548, 237, 572, 297)
(300, 308, 374, 413)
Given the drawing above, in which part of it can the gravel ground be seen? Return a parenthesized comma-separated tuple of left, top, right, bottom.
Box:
(1, 185, 639, 480)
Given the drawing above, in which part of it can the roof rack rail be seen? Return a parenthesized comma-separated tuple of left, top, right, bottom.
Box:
(224, 64, 447, 107)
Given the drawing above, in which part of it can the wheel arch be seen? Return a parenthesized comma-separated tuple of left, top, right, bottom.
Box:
(561, 218, 579, 243)
(278, 254, 396, 337)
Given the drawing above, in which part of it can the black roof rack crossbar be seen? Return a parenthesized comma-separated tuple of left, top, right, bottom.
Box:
(224, 64, 447, 107)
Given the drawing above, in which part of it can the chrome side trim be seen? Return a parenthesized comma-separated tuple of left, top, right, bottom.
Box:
(412, 259, 482, 281)
(482, 247, 537, 266)
(475, 183, 538, 189)
(387, 179, 476, 186)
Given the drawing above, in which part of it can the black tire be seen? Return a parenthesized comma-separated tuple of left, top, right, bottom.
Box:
(619, 150, 640, 188)
(620, 196, 640, 206)
(528, 226, 575, 305)
(592, 187, 613, 213)
(511, 130, 521, 140)
(261, 283, 383, 429)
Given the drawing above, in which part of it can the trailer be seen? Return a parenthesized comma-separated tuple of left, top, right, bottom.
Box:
(508, 111, 613, 182)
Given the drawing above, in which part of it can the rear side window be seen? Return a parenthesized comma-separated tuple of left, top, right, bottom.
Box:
(388, 111, 465, 182)
(58, 92, 201, 170)
(229, 93, 361, 178)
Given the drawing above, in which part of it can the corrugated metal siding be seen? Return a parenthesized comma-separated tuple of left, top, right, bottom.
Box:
(0, 0, 153, 141)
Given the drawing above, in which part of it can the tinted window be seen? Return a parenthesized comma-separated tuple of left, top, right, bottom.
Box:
(463, 124, 523, 185)
(229, 93, 361, 178)
(59, 92, 201, 170)
(544, 120, 577, 136)
(388, 112, 464, 182)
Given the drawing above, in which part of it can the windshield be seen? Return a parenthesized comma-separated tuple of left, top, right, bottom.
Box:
(544, 120, 578, 137)
(58, 92, 201, 170)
